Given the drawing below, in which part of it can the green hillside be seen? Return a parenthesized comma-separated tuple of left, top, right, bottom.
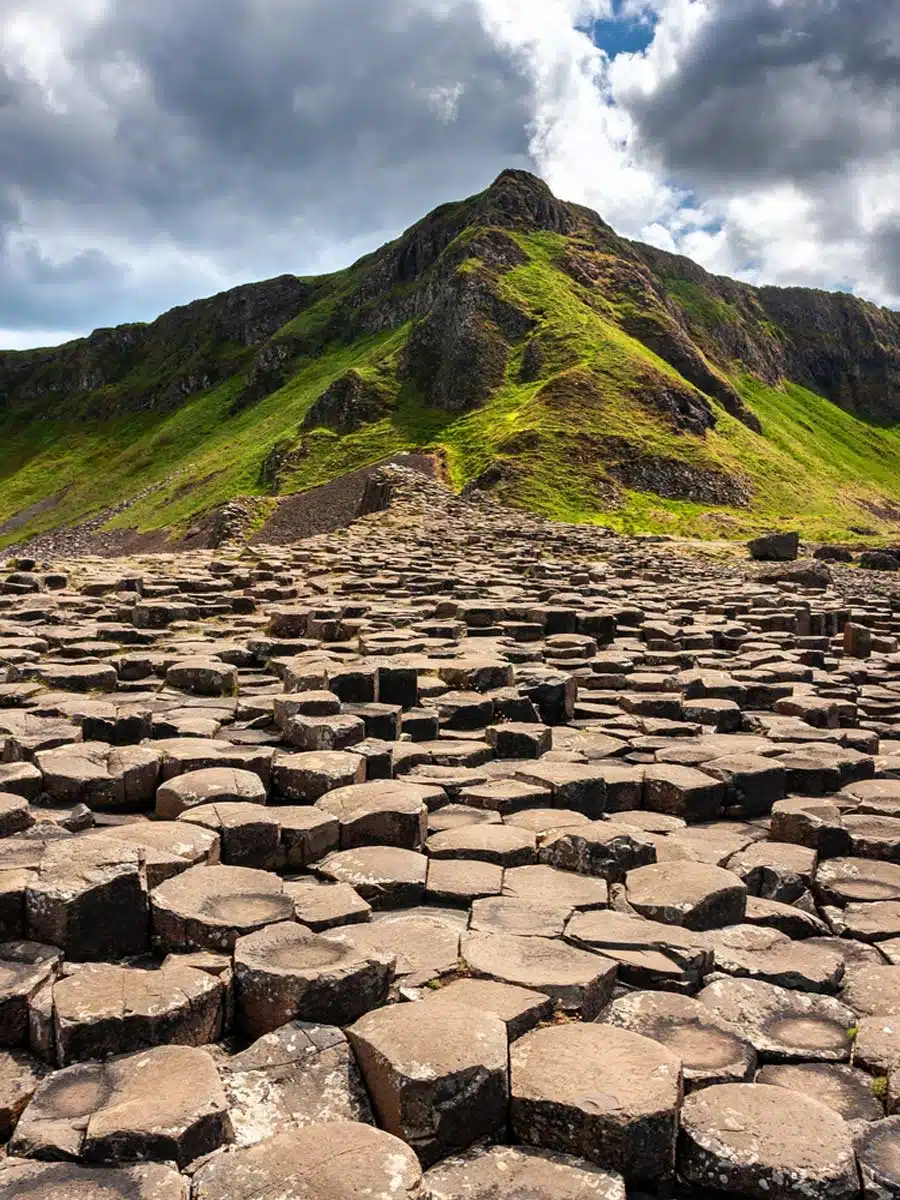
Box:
(2, 171, 900, 549)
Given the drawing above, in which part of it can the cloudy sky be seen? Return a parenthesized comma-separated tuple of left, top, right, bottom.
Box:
(1, 0, 898, 349)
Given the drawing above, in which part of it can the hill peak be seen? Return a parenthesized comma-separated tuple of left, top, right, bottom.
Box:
(477, 168, 578, 236)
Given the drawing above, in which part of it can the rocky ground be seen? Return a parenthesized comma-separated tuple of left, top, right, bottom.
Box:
(0, 466, 899, 1198)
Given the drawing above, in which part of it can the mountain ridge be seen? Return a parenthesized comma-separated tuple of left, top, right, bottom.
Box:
(3, 169, 900, 550)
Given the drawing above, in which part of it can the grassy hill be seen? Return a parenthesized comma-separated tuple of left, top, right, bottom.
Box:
(2, 170, 900, 550)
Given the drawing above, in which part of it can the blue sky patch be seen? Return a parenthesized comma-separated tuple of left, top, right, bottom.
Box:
(587, 3, 657, 58)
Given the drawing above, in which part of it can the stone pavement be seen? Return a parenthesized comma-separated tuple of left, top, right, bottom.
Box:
(0, 467, 900, 1197)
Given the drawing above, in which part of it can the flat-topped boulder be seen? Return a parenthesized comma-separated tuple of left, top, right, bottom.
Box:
(347, 999, 508, 1166)
(272, 750, 365, 801)
(538, 820, 656, 881)
(97, 820, 220, 889)
(757, 1061, 885, 1124)
(470, 895, 572, 938)
(151, 864, 293, 952)
(219, 1022, 373, 1146)
(625, 861, 747, 929)
(461, 931, 616, 1018)
(316, 779, 435, 849)
(34, 743, 160, 811)
(858, 1117, 900, 1199)
(509, 1022, 682, 1187)
(155, 738, 274, 787)
(50, 959, 226, 1065)
(698, 977, 856, 1062)
(178, 802, 280, 869)
(600, 990, 755, 1089)
(25, 836, 149, 961)
(565, 908, 712, 992)
(192, 1121, 422, 1200)
(424, 1145, 625, 1200)
(0, 1160, 187, 1200)
(337, 910, 460, 986)
(156, 766, 267, 819)
(679, 1082, 858, 1200)
(165, 657, 238, 696)
(425, 977, 552, 1040)
(316, 846, 427, 909)
(503, 863, 609, 910)
(815, 856, 900, 905)
(427, 822, 536, 865)
(284, 877, 370, 929)
(11, 1044, 232, 1167)
(233, 920, 394, 1035)
(701, 924, 845, 992)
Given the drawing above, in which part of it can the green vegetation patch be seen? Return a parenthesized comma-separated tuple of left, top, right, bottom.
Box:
(2, 215, 900, 549)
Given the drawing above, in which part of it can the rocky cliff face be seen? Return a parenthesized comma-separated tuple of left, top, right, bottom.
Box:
(635, 242, 900, 423)
(0, 275, 317, 420)
(3, 170, 898, 430)
(2, 169, 900, 549)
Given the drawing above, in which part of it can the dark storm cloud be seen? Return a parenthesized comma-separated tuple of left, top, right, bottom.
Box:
(0, 0, 532, 336)
(625, 0, 900, 186)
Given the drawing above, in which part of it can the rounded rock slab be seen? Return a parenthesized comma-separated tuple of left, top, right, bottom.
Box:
(34, 743, 161, 812)
(840, 963, 900, 1018)
(10, 1044, 232, 1168)
(178, 802, 280, 870)
(625, 860, 747, 930)
(165, 657, 238, 697)
(565, 908, 711, 992)
(25, 836, 149, 962)
(272, 751, 365, 803)
(233, 920, 394, 1037)
(815, 857, 900, 906)
(151, 864, 293, 952)
(192, 1121, 422, 1200)
(336, 910, 460, 986)
(50, 959, 225, 1066)
(347, 999, 508, 1166)
(698, 977, 856, 1062)
(509, 1022, 682, 1188)
(316, 847, 427, 909)
(316, 779, 433, 850)
(461, 931, 616, 1018)
(600, 990, 756, 1089)
(0, 1159, 186, 1200)
(702, 924, 845, 993)
(219, 1021, 373, 1147)
(503, 864, 609, 911)
(155, 767, 266, 820)
(423, 1144, 625, 1200)
(858, 1116, 900, 1199)
(469, 895, 572, 938)
(97, 821, 220, 889)
(426, 822, 536, 866)
(679, 1082, 858, 1200)
(424, 977, 553, 1040)
(756, 1062, 885, 1124)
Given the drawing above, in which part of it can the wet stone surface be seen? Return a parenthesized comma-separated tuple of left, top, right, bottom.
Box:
(0, 465, 898, 1192)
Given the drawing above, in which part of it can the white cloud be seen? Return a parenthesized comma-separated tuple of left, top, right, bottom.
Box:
(426, 82, 465, 123)
(475, 0, 900, 305)
(0, 328, 82, 350)
(473, 0, 680, 235)
(1, 0, 898, 351)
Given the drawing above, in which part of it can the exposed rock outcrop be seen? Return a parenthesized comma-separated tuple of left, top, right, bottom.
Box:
(303, 370, 393, 432)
